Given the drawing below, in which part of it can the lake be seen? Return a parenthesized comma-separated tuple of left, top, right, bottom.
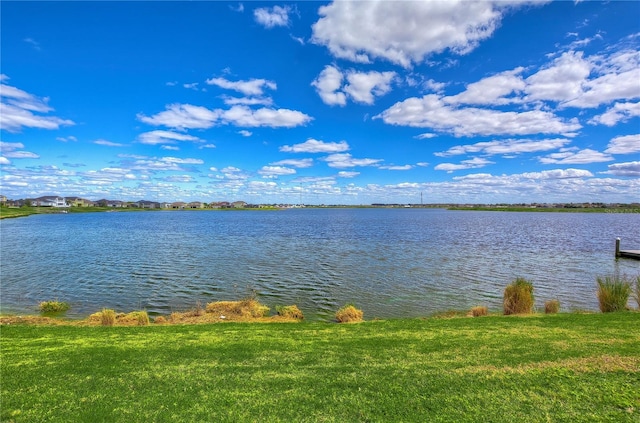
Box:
(1, 208, 639, 320)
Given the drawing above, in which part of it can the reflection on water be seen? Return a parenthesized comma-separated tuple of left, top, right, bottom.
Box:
(1, 209, 639, 320)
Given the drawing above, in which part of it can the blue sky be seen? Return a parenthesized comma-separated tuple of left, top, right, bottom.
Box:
(1, 1, 639, 205)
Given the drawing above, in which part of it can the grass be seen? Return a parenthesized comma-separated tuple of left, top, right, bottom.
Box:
(1, 313, 639, 422)
(335, 304, 364, 323)
(635, 276, 640, 309)
(38, 300, 70, 314)
(276, 305, 304, 320)
(597, 275, 632, 313)
(545, 299, 561, 314)
(470, 306, 488, 317)
(99, 308, 116, 326)
(503, 278, 535, 315)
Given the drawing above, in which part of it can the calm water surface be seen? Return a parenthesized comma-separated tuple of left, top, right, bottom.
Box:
(1, 209, 639, 320)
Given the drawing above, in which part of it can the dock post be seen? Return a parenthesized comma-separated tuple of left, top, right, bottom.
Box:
(615, 238, 621, 258)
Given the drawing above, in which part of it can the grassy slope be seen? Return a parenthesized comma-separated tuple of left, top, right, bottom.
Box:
(2, 313, 639, 422)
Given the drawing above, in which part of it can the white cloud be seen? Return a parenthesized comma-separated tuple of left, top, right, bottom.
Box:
(163, 175, 194, 183)
(524, 51, 592, 103)
(379, 165, 414, 171)
(222, 96, 273, 107)
(24, 38, 41, 51)
(602, 161, 640, 177)
(323, 153, 382, 168)
(254, 5, 291, 29)
(561, 49, 640, 108)
(435, 138, 571, 157)
(280, 138, 349, 153)
(238, 130, 252, 137)
(376, 94, 581, 137)
(3, 151, 39, 159)
(220, 105, 312, 128)
(206, 77, 276, 96)
(343, 70, 396, 105)
(311, 66, 346, 106)
(604, 134, 640, 155)
(0, 157, 10, 165)
(312, 65, 396, 106)
(161, 145, 180, 151)
(270, 158, 313, 168)
(311, 0, 547, 68)
(138, 130, 204, 145)
(539, 148, 613, 164)
(589, 101, 640, 126)
(0, 141, 40, 159)
(259, 165, 296, 178)
(199, 143, 216, 149)
(0, 79, 74, 132)
(519, 168, 594, 179)
(94, 139, 125, 147)
(337, 171, 359, 178)
(414, 133, 437, 140)
(434, 157, 494, 172)
(139, 101, 310, 130)
(446, 68, 526, 105)
(56, 136, 77, 143)
(137, 104, 219, 129)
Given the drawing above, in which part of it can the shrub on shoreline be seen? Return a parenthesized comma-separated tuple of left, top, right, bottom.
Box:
(101, 309, 116, 326)
(545, 299, 560, 314)
(597, 275, 631, 312)
(39, 301, 70, 313)
(335, 304, 363, 323)
(205, 299, 270, 318)
(503, 278, 534, 315)
(276, 305, 304, 320)
(470, 306, 488, 317)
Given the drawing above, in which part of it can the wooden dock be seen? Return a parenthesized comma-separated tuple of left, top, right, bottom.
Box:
(615, 238, 640, 260)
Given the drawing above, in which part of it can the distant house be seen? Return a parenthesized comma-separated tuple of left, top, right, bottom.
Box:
(187, 201, 204, 209)
(66, 197, 94, 207)
(232, 201, 247, 208)
(32, 196, 69, 208)
(171, 202, 187, 209)
(0, 195, 7, 205)
(209, 201, 231, 209)
(137, 200, 160, 209)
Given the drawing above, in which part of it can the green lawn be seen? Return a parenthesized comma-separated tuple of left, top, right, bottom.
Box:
(2, 313, 639, 422)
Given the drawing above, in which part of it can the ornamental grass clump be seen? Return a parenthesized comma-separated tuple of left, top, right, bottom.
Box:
(545, 299, 560, 314)
(470, 306, 488, 317)
(39, 300, 70, 314)
(205, 299, 270, 319)
(101, 309, 116, 326)
(276, 305, 304, 320)
(503, 278, 534, 315)
(118, 311, 150, 326)
(335, 304, 363, 323)
(596, 275, 631, 313)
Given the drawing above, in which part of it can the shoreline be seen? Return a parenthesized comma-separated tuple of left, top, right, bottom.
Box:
(2, 204, 639, 220)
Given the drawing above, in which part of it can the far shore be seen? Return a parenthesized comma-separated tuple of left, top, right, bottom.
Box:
(2, 203, 639, 220)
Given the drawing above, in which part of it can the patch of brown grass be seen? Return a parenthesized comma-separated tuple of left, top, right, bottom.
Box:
(115, 311, 150, 326)
(545, 299, 560, 314)
(335, 304, 363, 323)
(503, 278, 535, 315)
(205, 299, 270, 319)
(100, 309, 116, 326)
(276, 305, 304, 320)
(470, 306, 488, 317)
(0, 316, 70, 326)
